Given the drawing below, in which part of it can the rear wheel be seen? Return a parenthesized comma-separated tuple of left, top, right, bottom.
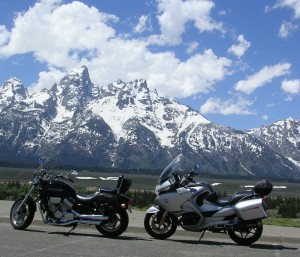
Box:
(10, 197, 35, 230)
(95, 209, 129, 237)
(144, 212, 177, 239)
(228, 220, 263, 245)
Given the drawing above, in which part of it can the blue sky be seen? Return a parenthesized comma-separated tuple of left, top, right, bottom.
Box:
(0, 0, 299, 130)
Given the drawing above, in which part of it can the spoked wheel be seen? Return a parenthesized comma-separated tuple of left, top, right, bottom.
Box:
(10, 197, 35, 230)
(144, 212, 178, 239)
(228, 220, 263, 245)
(95, 209, 129, 237)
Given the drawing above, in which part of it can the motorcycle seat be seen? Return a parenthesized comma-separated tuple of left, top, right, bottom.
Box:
(76, 191, 100, 204)
(228, 191, 252, 205)
(100, 188, 119, 195)
(207, 191, 252, 206)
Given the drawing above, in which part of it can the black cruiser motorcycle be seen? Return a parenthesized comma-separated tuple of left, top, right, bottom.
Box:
(10, 162, 132, 237)
(144, 154, 273, 245)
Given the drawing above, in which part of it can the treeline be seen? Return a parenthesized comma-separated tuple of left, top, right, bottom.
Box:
(265, 196, 300, 218)
(1, 182, 300, 218)
(0, 181, 30, 201)
(0, 182, 156, 209)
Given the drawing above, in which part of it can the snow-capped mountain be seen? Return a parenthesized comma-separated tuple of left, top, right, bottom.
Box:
(247, 118, 300, 169)
(0, 78, 29, 111)
(0, 66, 299, 179)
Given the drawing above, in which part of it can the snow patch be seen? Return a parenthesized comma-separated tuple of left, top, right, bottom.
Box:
(240, 163, 255, 176)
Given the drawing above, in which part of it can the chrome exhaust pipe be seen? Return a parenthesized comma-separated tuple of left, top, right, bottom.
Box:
(38, 205, 109, 226)
(71, 210, 109, 221)
(46, 219, 102, 226)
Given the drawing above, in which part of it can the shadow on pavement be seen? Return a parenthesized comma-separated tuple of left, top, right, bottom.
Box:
(170, 238, 299, 250)
(250, 243, 298, 251)
(23, 227, 150, 241)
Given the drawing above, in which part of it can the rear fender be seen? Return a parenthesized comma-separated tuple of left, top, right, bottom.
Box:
(96, 193, 120, 212)
(119, 194, 132, 203)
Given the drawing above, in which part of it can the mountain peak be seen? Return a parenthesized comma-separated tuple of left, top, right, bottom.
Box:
(247, 117, 300, 170)
(1, 77, 24, 91)
(6, 77, 23, 85)
(54, 65, 99, 98)
(68, 65, 89, 79)
(51, 66, 99, 121)
(0, 77, 28, 111)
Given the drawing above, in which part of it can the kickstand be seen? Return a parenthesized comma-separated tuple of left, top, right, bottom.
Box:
(198, 230, 206, 243)
(66, 224, 77, 236)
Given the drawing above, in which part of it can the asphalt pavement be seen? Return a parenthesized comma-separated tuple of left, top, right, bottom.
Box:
(1, 200, 299, 244)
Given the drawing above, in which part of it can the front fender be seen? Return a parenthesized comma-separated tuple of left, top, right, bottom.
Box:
(145, 206, 160, 214)
(20, 194, 37, 213)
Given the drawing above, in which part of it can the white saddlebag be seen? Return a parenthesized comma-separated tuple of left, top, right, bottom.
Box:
(235, 198, 267, 220)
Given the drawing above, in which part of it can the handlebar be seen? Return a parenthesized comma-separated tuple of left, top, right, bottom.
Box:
(180, 171, 199, 187)
(35, 169, 74, 183)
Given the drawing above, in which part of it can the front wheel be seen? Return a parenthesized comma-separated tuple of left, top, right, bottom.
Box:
(10, 197, 35, 230)
(95, 209, 129, 237)
(144, 212, 177, 239)
(228, 220, 263, 245)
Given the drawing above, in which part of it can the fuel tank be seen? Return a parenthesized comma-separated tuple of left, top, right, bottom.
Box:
(44, 180, 76, 198)
(156, 185, 209, 212)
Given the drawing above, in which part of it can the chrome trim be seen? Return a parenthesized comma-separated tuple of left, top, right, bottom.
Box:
(71, 210, 109, 221)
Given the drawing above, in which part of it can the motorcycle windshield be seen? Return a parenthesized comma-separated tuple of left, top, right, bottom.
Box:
(158, 154, 182, 183)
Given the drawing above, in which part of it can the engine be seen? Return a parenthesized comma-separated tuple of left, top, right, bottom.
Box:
(179, 212, 201, 226)
(48, 197, 75, 222)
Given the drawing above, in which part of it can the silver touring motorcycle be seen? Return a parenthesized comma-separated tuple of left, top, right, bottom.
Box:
(144, 154, 273, 245)
(10, 161, 132, 237)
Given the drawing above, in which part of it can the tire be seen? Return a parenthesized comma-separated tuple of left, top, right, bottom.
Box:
(95, 209, 129, 237)
(228, 220, 263, 245)
(144, 212, 177, 240)
(10, 197, 35, 230)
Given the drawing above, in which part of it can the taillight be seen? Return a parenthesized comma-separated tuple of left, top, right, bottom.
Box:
(121, 199, 133, 209)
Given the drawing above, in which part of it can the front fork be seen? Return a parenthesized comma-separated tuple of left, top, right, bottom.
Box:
(16, 185, 35, 213)
(159, 211, 168, 226)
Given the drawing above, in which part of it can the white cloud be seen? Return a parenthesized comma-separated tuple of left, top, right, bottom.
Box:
(281, 79, 300, 94)
(157, 0, 223, 45)
(134, 15, 152, 33)
(0, 0, 118, 67)
(262, 115, 269, 120)
(275, 0, 300, 19)
(0, 25, 9, 47)
(234, 63, 291, 94)
(186, 41, 199, 54)
(0, 0, 232, 99)
(278, 20, 298, 37)
(270, 1, 300, 38)
(228, 35, 251, 58)
(266, 103, 276, 108)
(218, 10, 227, 16)
(29, 67, 65, 93)
(200, 96, 255, 115)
